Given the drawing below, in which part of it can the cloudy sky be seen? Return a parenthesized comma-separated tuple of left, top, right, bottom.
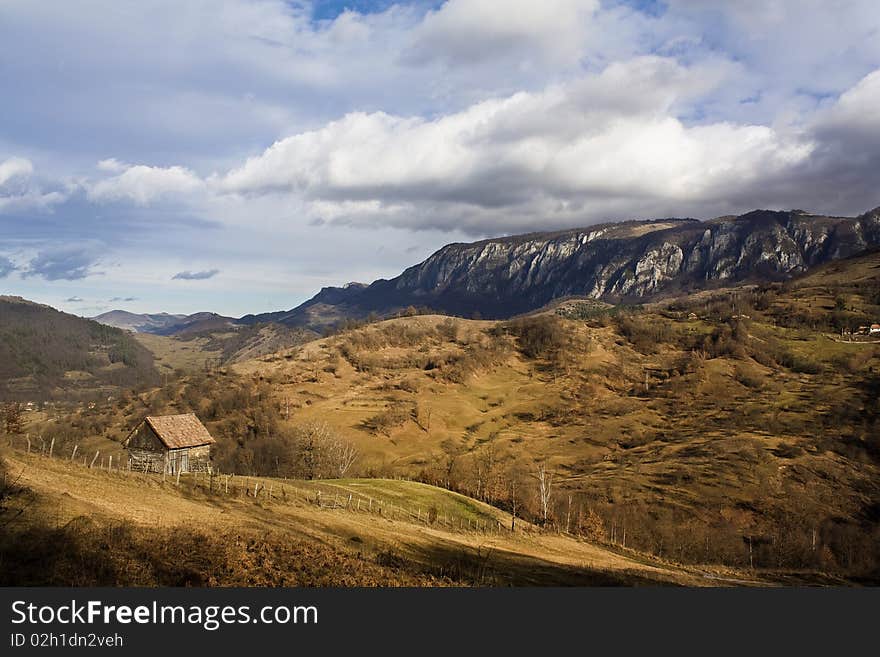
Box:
(1, 0, 879, 317)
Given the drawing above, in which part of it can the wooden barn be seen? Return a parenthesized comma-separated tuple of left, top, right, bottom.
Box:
(124, 413, 215, 474)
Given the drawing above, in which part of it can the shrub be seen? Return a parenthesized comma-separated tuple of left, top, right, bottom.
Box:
(364, 403, 412, 434)
(504, 315, 570, 359)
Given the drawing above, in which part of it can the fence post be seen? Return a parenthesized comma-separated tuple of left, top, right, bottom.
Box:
(90, 451, 100, 469)
(70, 444, 78, 462)
(108, 455, 112, 471)
(49, 437, 55, 458)
(176, 468, 181, 486)
(225, 475, 229, 494)
(26, 435, 31, 454)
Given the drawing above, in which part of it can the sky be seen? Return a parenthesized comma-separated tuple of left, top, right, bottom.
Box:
(1, 0, 879, 317)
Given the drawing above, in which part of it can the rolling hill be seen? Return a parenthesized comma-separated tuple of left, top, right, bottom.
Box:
(0, 296, 160, 400)
(224, 251, 880, 577)
(5, 251, 879, 584)
(0, 448, 724, 586)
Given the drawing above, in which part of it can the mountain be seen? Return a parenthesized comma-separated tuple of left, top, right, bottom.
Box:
(0, 296, 159, 399)
(244, 207, 880, 331)
(91, 310, 187, 333)
(93, 310, 236, 335)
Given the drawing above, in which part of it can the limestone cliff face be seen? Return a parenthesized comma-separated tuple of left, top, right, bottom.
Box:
(249, 207, 880, 328)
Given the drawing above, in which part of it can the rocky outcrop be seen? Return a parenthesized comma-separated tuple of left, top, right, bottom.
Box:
(249, 207, 880, 329)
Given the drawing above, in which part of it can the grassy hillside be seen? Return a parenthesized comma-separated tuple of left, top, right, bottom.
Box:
(222, 253, 880, 577)
(134, 322, 318, 375)
(9, 252, 879, 584)
(0, 296, 159, 400)
(0, 447, 722, 586)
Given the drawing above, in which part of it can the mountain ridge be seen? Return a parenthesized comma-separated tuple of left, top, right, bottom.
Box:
(241, 206, 880, 330)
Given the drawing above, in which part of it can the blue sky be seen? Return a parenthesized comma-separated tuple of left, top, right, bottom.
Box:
(1, 0, 879, 317)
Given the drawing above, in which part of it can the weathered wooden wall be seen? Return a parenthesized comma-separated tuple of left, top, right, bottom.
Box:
(127, 424, 167, 473)
(126, 424, 213, 474)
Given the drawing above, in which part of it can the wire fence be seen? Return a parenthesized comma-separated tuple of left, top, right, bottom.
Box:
(2, 434, 512, 536)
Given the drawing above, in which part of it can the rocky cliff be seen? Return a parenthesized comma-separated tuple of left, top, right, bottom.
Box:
(248, 207, 880, 328)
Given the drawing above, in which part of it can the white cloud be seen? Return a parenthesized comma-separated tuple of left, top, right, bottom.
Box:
(96, 158, 128, 173)
(815, 69, 880, 142)
(218, 56, 812, 232)
(406, 0, 599, 66)
(88, 163, 205, 205)
(0, 156, 67, 213)
(2, 1, 880, 314)
(0, 157, 34, 186)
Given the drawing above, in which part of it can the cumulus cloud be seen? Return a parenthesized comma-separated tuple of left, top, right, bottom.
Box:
(218, 56, 813, 232)
(813, 70, 880, 148)
(0, 157, 33, 186)
(109, 296, 138, 302)
(406, 0, 598, 66)
(88, 163, 204, 205)
(1, 0, 880, 314)
(0, 157, 67, 213)
(172, 269, 219, 280)
(96, 158, 129, 173)
(0, 255, 17, 278)
(23, 245, 101, 281)
(65, 296, 84, 302)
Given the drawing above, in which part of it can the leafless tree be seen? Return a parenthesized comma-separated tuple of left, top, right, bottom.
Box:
(510, 477, 518, 532)
(414, 403, 432, 432)
(327, 437, 359, 478)
(534, 462, 554, 525)
(475, 441, 501, 503)
(442, 451, 459, 490)
(293, 421, 358, 479)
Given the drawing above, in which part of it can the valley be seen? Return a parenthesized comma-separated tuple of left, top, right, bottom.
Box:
(3, 215, 880, 586)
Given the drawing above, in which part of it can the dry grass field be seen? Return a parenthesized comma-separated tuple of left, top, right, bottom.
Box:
(0, 447, 741, 586)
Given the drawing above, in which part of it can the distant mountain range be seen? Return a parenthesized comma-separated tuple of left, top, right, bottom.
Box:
(92, 310, 237, 335)
(93, 206, 880, 333)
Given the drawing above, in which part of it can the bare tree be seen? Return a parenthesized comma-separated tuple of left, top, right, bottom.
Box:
(578, 507, 606, 542)
(414, 403, 432, 432)
(534, 462, 554, 525)
(475, 441, 500, 503)
(510, 477, 518, 532)
(328, 437, 359, 478)
(565, 493, 573, 533)
(293, 421, 359, 479)
(441, 447, 459, 491)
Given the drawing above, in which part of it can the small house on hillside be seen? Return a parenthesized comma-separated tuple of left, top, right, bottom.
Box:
(871, 324, 880, 335)
(124, 413, 215, 474)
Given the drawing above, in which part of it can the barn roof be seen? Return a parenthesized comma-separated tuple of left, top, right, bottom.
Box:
(128, 413, 215, 450)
